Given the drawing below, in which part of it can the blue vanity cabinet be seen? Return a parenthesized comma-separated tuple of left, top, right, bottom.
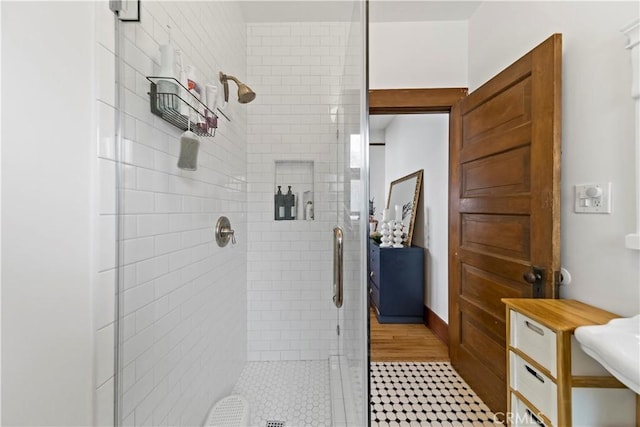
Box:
(368, 241, 425, 323)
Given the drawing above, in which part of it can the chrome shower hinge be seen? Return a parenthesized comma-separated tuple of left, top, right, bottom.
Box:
(109, 0, 140, 22)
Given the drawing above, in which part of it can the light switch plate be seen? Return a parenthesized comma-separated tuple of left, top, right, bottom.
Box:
(575, 182, 612, 213)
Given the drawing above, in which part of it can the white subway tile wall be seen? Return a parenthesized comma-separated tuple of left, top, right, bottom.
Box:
(94, 2, 248, 426)
(246, 23, 350, 362)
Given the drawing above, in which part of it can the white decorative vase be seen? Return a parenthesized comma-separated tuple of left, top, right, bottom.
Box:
(392, 220, 404, 248)
(380, 220, 392, 247)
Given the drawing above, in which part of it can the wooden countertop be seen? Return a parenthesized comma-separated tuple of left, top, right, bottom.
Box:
(502, 298, 620, 332)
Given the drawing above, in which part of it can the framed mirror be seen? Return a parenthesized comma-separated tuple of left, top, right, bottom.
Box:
(386, 169, 423, 246)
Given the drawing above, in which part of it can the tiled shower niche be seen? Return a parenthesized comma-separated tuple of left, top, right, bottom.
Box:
(274, 160, 314, 221)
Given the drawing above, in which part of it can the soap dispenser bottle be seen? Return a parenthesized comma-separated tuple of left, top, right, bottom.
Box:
(274, 186, 285, 220)
(285, 186, 295, 220)
(305, 201, 314, 221)
(291, 190, 297, 219)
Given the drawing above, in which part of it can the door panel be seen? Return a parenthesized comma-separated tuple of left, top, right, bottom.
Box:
(459, 195, 530, 214)
(462, 214, 531, 259)
(460, 297, 505, 344)
(460, 251, 532, 281)
(463, 78, 531, 141)
(460, 123, 531, 164)
(460, 314, 506, 375)
(449, 34, 562, 413)
(461, 264, 530, 319)
(462, 147, 531, 197)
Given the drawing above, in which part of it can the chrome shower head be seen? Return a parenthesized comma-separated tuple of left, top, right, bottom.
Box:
(219, 72, 256, 104)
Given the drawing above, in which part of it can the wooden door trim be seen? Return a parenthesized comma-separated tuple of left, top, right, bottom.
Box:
(448, 101, 463, 362)
(424, 307, 450, 346)
(368, 86, 468, 346)
(369, 88, 468, 114)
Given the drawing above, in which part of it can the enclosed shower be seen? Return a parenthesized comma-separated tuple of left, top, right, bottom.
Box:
(110, 1, 368, 426)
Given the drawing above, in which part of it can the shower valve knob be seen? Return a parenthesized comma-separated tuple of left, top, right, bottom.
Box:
(215, 216, 236, 247)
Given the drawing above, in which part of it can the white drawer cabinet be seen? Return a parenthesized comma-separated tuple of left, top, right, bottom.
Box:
(510, 352, 558, 424)
(510, 393, 548, 427)
(503, 299, 638, 427)
(511, 310, 557, 377)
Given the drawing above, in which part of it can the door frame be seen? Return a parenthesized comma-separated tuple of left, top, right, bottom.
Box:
(369, 88, 467, 114)
(368, 87, 467, 345)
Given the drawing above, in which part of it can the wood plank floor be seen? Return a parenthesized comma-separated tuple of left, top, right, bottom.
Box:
(370, 309, 449, 362)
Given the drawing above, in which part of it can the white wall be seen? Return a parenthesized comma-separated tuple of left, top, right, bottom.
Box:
(1, 2, 95, 425)
(99, 2, 249, 426)
(368, 20, 468, 322)
(468, 1, 640, 317)
(369, 2, 640, 322)
(369, 21, 468, 89)
(384, 115, 449, 322)
(369, 145, 386, 222)
(0, 0, 3, 418)
(245, 22, 350, 361)
(370, 129, 385, 142)
(4, 1, 249, 426)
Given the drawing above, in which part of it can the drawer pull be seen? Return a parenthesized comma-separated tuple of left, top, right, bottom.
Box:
(525, 409, 545, 426)
(525, 320, 545, 336)
(525, 365, 545, 383)
(370, 271, 374, 278)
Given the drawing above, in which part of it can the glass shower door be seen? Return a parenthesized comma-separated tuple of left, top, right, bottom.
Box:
(334, 2, 369, 425)
(111, 1, 368, 426)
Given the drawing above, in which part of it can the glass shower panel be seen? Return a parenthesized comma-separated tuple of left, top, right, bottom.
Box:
(335, 2, 369, 425)
(114, 3, 249, 425)
(112, 2, 367, 426)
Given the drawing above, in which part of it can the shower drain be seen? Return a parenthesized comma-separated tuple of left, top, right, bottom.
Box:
(265, 421, 285, 427)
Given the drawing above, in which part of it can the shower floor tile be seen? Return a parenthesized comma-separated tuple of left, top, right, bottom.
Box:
(233, 360, 332, 427)
(370, 362, 496, 426)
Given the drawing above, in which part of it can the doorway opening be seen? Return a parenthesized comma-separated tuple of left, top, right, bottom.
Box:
(368, 87, 467, 359)
(366, 89, 500, 425)
(368, 112, 450, 362)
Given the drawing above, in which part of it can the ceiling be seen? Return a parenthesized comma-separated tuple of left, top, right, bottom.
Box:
(240, 1, 481, 23)
(369, 1, 481, 23)
(240, 1, 354, 22)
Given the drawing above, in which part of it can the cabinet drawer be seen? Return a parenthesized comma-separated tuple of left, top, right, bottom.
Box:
(510, 352, 557, 426)
(370, 281, 380, 309)
(369, 268, 380, 288)
(369, 245, 380, 283)
(510, 310, 557, 377)
(511, 394, 547, 426)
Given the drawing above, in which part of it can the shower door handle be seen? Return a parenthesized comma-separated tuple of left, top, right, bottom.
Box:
(333, 226, 344, 308)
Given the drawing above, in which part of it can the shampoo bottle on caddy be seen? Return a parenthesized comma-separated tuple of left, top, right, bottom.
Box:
(185, 65, 207, 133)
(176, 50, 190, 119)
(157, 43, 177, 111)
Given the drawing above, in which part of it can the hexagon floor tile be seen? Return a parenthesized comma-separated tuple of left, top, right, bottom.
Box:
(233, 361, 331, 427)
(233, 361, 496, 427)
(370, 362, 497, 427)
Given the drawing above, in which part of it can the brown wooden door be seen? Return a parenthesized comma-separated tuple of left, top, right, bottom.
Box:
(449, 34, 562, 413)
